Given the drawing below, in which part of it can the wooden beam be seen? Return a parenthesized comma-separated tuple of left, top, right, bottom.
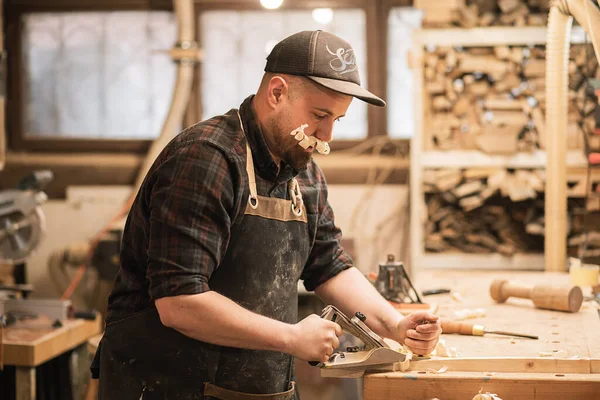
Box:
(364, 371, 600, 400)
(0, 151, 410, 198)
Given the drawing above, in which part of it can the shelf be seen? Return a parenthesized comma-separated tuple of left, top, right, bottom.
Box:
(420, 150, 587, 169)
(414, 26, 588, 47)
(417, 252, 545, 270)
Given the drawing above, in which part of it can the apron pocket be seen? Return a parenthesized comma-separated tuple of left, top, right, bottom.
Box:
(204, 381, 295, 400)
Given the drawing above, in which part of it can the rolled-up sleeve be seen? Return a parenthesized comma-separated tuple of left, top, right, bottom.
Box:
(301, 183, 353, 292)
(146, 142, 237, 300)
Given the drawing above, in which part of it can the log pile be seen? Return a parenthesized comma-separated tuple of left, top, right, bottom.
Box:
(423, 167, 600, 257)
(424, 168, 545, 255)
(424, 44, 600, 152)
(415, 0, 550, 28)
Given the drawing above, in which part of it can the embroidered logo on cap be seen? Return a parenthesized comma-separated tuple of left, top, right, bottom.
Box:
(326, 45, 357, 75)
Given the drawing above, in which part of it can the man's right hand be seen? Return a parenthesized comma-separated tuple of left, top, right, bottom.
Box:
(288, 314, 343, 362)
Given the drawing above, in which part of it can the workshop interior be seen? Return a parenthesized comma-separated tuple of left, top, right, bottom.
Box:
(1, 0, 600, 399)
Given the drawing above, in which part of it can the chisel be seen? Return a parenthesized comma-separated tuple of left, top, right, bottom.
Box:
(441, 320, 538, 340)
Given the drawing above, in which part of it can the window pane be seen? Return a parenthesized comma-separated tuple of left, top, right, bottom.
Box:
(22, 12, 177, 139)
(387, 8, 422, 139)
(201, 9, 368, 140)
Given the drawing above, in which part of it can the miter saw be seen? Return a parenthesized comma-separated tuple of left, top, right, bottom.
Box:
(311, 305, 407, 378)
(0, 170, 52, 265)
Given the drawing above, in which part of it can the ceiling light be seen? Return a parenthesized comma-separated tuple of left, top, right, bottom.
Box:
(312, 8, 334, 25)
(260, 0, 284, 10)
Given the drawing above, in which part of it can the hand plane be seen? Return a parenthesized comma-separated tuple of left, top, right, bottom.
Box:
(313, 305, 407, 378)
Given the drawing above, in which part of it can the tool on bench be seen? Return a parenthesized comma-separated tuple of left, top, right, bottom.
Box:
(441, 320, 538, 340)
(0, 170, 53, 264)
(374, 254, 422, 304)
(422, 288, 451, 296)
(490, 279, 583, 313)
(309, 305, 406, 377)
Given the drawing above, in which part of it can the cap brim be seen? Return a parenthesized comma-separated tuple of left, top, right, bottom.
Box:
(307, 76, 386, 107)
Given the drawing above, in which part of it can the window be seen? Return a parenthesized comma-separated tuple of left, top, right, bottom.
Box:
(200, 9, 368, 140)
(387, 7, 422, 139)
(22, 11, 177, 140)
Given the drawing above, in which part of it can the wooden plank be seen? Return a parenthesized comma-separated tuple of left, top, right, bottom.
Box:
(414, 26, 589, 48)
(419, 150, 588, 168)
(364, 372, 600, 400)
(419, 252, 545, 269)
(3, 316, 102, 367)
(411, 357, 592, 374)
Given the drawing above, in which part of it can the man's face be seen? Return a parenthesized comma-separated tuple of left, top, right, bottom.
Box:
(267, 80, 352, 171)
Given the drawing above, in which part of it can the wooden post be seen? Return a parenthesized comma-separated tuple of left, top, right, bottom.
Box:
(15, 367, 36, 400)
(545, 7, 571, 272)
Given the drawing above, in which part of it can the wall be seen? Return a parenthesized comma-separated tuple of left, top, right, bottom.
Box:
(26, 184, 409, 301)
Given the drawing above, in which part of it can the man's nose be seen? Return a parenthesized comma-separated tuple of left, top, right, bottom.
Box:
(314, 120, 334, 143)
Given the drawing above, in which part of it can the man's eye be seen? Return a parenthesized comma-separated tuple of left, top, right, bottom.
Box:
(314, 113, 326, 120)
(335, 116, 343, 122)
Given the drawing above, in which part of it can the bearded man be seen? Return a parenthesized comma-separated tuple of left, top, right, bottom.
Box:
(94, 30, 441, 400)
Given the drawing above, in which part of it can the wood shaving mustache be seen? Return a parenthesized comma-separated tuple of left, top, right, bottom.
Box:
(289, 124, 330, 155)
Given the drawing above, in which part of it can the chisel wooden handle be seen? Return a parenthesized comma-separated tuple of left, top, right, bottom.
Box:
(441, 320, 484, 336)
(490, 279, 583, 313)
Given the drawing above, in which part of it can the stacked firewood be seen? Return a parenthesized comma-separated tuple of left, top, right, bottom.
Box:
(425, 44, 600, 151)
(415, 0, 550, 28)
(423, 167, 600, 256)
(424, 168, 545, 255)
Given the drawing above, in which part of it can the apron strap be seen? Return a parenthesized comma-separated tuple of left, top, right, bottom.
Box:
(204, 382, 295, 400)
(236, 110, 303, 216)
(237, 111, 259, 210)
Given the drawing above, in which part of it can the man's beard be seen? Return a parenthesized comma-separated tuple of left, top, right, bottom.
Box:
(268, 113, 313, 171)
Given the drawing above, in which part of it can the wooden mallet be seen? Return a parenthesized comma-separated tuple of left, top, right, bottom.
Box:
(490, 279, 583, 313)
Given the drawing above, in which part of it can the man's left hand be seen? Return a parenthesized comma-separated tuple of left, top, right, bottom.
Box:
(395, 311, 441, 355)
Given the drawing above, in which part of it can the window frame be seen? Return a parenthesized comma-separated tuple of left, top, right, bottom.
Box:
(5, 0, 411, 153)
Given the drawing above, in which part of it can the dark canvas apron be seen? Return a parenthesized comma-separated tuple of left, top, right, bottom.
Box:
(94, 112, 310, 399)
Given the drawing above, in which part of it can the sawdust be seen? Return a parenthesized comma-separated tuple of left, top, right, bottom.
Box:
(453, 308, 486, 321)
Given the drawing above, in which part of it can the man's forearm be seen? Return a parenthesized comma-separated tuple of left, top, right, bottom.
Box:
(155, 291, 295, 353)
(314, 267, 403, 341)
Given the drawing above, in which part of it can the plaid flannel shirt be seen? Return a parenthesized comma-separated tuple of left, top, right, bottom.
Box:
(106, 95, 353, 323)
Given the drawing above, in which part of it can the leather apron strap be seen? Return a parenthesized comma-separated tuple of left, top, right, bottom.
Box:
(204, 382, 295, 400)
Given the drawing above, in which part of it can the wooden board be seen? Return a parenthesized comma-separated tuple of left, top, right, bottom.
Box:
(414, 26, 588, 47)
(363, 270, 600, 399)
(364, 372, 600, 400)
(2, 315, 102, 367)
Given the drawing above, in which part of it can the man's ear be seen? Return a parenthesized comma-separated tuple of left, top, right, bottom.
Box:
(266, 76, 289, 109)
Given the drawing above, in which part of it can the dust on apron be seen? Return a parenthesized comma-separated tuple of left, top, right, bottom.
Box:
(93, 112, 311, 399)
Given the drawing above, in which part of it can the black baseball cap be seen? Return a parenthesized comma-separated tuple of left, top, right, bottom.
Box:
(265, 30, 386, 107)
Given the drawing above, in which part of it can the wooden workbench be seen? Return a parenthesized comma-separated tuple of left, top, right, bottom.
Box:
(363, 270, 600, 400)
(2, 315, 102, 400)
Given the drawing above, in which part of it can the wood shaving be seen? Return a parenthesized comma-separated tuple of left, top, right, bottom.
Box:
(419, 366, 449, 374)
(570, 355, 581, 360)
(484, 372, 496, 377)
(510, 338, 517, 344)
(392, 345, 413, 372)
(539, 351, 553, 357)
(453, 308, 486, 321)
(473, 388, 503, 400)
(450, 291, 464, 302)
(434, 338, 459, 357)
(553, 350, 568, 359)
